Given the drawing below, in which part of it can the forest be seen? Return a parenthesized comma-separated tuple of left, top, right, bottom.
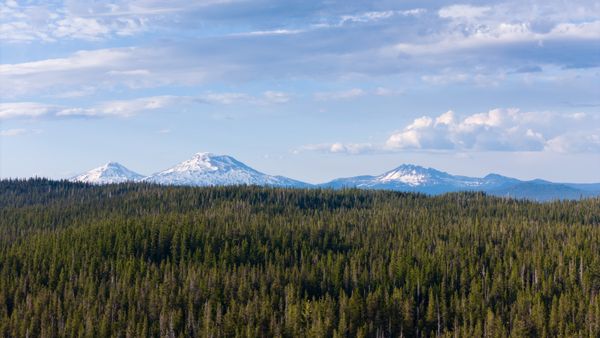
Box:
(1, 178, 599, 337)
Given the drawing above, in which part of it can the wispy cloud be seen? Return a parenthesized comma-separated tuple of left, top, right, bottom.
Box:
(0, 96, 179, 120)
(56, 96, 179, 117)
(299, 142, 375, 155)
(198, 91, 291, 105)
(339, 9, 425, 25)
(314, 88, 366, 101)
(1, 90, 292, 121)
(438, 5, 490, 20)
(391, 3, 600, 58)
(0, 102, 57, 119)
(0, 0, 239, 43)
(0, 128, 28, 137)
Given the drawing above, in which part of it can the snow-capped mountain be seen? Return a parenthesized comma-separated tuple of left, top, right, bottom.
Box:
(323, 164, 484, 193)
(71, 162, 144, 184)
(67, 157, 599, 201)
(320, 164, 594, 200)
(143, 152, 310, 187)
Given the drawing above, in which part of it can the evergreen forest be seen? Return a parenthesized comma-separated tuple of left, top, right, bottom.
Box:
(1, 179, 599, 337)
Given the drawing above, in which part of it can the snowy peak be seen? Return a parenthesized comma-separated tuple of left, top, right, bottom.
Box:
(143, 152, 309, 187)
(164, 152, 257, 174)
(321, 163, 512, 193)
(71, 162, 144, 184)
(377, 164, 448, 186)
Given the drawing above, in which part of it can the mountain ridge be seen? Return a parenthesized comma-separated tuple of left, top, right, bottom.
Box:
(69, 153, 600, 201)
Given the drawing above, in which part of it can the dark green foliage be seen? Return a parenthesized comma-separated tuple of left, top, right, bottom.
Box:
(0, 178, 599, 337)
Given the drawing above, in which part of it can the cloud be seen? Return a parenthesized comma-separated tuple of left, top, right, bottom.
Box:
(438, 5, 490, 20)
(263, 91, 291, 103)
(1, 90, 292, 121)
(0, 128, 27, 137)
(56, 96, 178, 117)
(0, 47, 212, 98)
(299, 142, 374, 155)
(374, 87, 404, 96)
(0, 44, 296, 100)
(314, 88, 366, 100)
(391, 2, 600, 59)
(339, 9, 425, 25)
(0, 96, 179, 120)
(232, 29, 305, 37)
(545, 132, 600, 153)
(198, 91, 291, 105)
(0, 48, 142, 97)
(383, 108, 598, 152)
(0, 0, 239, 43)
(1, 1, 598, 100)
(304, 108, 600, 154)
(0, 102, 57, 119)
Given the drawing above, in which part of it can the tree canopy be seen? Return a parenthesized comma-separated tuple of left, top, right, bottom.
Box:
(1, 179, 599, 337)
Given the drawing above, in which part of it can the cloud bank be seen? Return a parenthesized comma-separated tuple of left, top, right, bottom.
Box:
(304, 108, 600, 154)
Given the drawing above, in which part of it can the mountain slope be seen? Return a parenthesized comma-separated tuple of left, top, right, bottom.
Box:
(71, 162, 144, 184)
(143, 152, 310, 187)
(488, 180, 594, 201)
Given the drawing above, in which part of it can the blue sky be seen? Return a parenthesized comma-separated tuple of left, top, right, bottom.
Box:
(1, 0, 599, 183)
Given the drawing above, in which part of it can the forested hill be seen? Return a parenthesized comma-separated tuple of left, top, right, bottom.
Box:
(1, 179, 600, 337)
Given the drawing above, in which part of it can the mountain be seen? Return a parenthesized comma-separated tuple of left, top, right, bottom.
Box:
(321, 164, 599, 201)
(71, 162, 144, 184)
(68, 156, 599, 201)
(322, 164, 502, 194)
(143, 152, 310, 188)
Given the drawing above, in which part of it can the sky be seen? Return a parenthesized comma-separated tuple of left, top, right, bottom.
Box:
(1, 0, 599, 183)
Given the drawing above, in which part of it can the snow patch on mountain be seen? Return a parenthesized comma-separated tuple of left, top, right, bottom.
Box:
(380, 169, 426, 186)
(71, 162, 144, 184)
(143, 152, 310, 187)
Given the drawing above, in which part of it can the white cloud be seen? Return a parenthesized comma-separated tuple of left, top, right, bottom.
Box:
(545, 132, 600, 153)
(304, 108, 600, 154)
(384, 108, 544, 151)
(435, 110, 455, 126)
